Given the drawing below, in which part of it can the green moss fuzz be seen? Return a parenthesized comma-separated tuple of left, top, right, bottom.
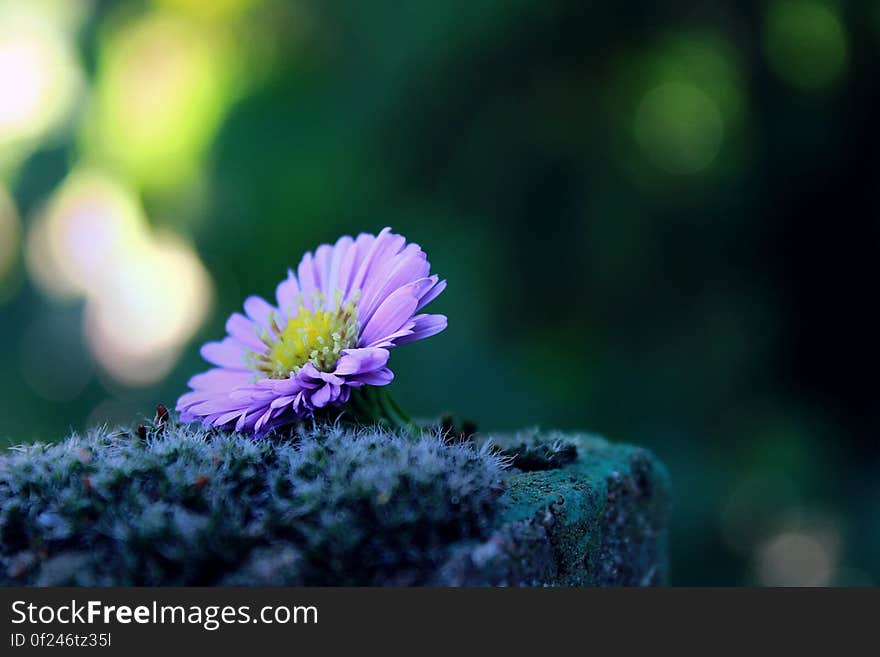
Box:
(0, 422, 506, 585)
(0, 422, 669, 586)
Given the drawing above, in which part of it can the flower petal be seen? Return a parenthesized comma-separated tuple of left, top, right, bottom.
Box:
(350, 367, 394, 386)
(393, 314, 447, 345)
(358, 244, 430, 324)
(200, 338, 248, 370)
(311, 383, 333, 407)
(275, 269, 300, 315)
(325, 235, 353, 299)
(313, 244, 334, 299)
(337, 232, 374, 300)
(363, 319, 415, 348)
(358, 285, 419, 347)
(270, 395, 296, 410)
(297, 252, 318, 303)
(334, 347, 390, 375)
(216, 409, 247, 427)
(244, 295, 277, 332)
(188, 368, 252, 391)
(416, 277, 446, 311)
(254, 406, 276, 433)
(235, 411, 252, 432)
(226, 313, 265, 352)
(348, 227, 404, 296)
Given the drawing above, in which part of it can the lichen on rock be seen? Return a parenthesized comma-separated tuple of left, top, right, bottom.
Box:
(443, 432, 670, 586)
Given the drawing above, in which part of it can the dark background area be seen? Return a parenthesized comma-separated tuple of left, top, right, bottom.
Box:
(0, 0, 876, 585)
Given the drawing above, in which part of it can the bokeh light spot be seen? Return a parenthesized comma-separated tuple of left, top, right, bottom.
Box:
(154, 0, 261, 20)
(764, 0, 848, 90)
(0, 2, 82, 163)
(633, 82, 724, 174)
(756, 530, 837, 586)
(26, 168, 214, 386)
(26, 170, 147, 299)
(84, 12, 234, 191)
(650, 36, 746, 122)
(84, 231, 214, 386)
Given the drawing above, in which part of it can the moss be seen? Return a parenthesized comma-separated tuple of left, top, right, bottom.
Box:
(0, 421, 669, 586)
(492, 429, 579, 472)
(0, 421, 506, 586)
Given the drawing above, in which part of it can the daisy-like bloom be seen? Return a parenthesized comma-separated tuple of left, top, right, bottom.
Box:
(177, 228, 446, 434)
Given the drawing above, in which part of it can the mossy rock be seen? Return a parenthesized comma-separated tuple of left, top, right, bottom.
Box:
(451, 431, 670, 585)
(0, 421, 668, 586)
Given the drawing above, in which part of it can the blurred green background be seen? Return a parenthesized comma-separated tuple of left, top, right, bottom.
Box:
(0, 0, 877, 585)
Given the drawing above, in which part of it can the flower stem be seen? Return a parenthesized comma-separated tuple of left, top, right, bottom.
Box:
(346, 386, 412, 430)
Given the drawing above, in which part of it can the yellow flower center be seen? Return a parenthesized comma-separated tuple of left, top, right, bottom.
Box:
(249, 296, 359, 379)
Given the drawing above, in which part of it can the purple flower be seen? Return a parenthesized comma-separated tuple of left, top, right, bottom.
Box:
(177, 228, 447, 434)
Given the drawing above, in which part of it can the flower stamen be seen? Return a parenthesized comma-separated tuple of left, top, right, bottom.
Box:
(249, 293, 359, 379)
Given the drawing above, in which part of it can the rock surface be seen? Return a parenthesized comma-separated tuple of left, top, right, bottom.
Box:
(437, 432, 669, 585)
